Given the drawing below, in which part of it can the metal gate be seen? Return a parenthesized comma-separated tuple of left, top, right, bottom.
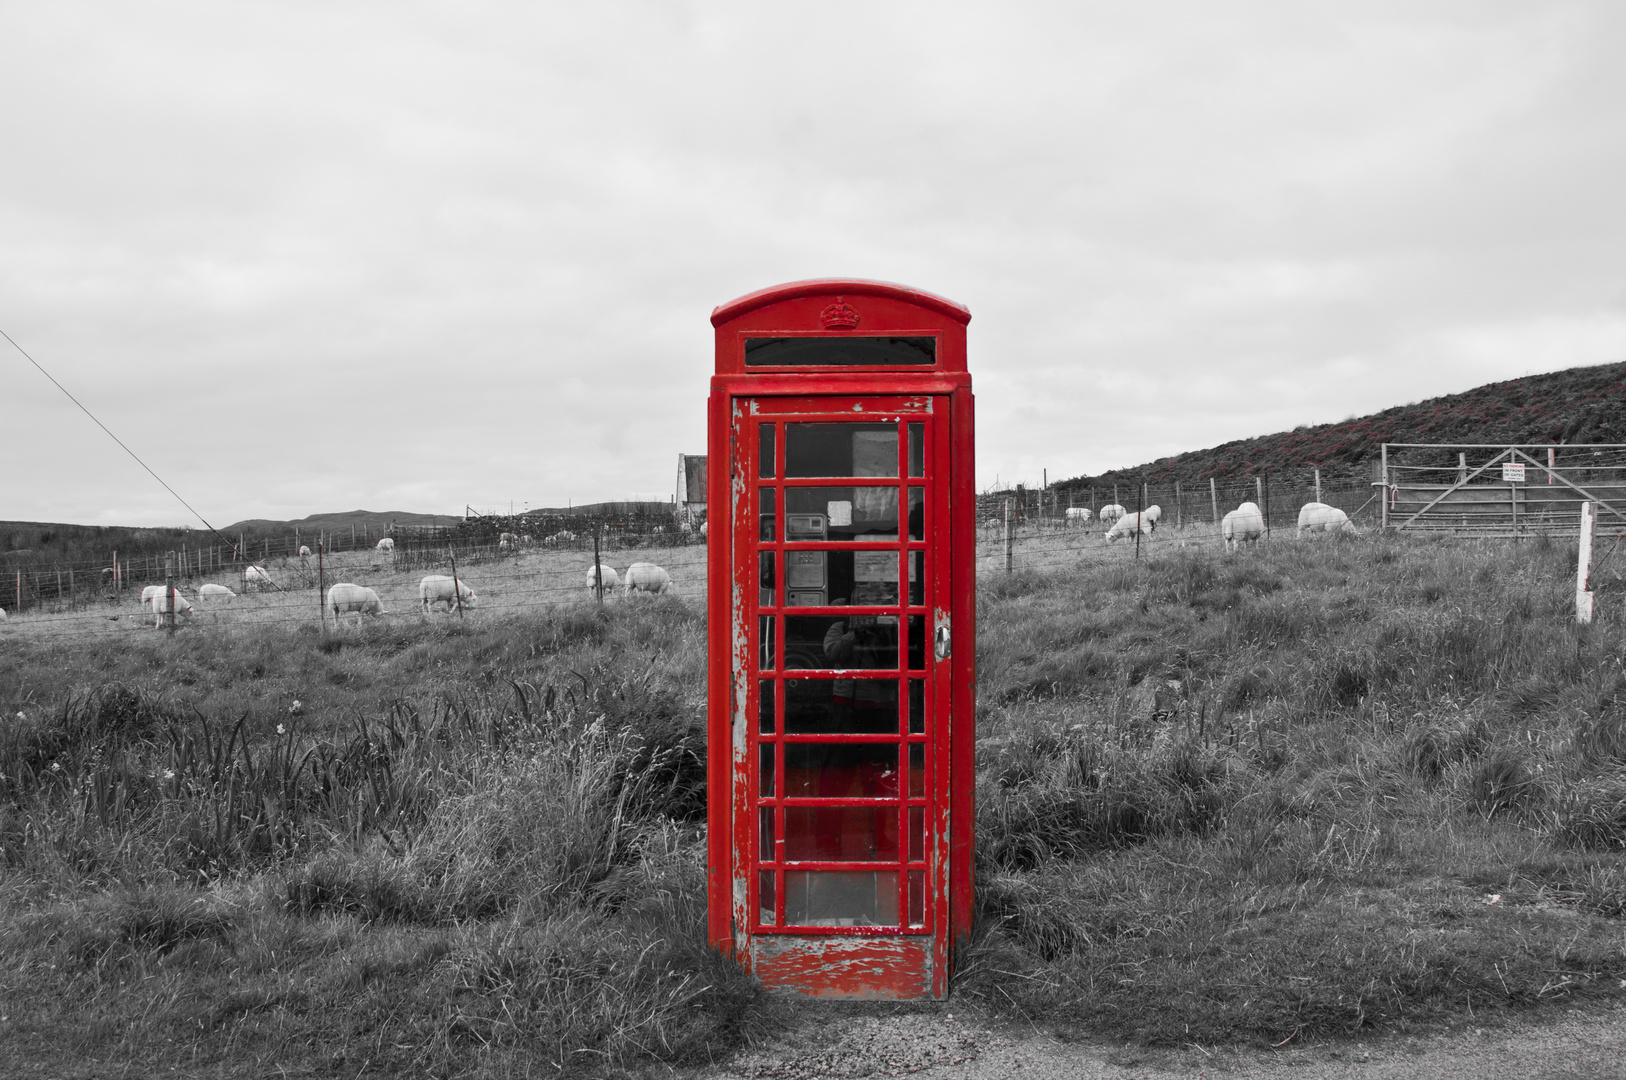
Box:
(1381, 443, 1626, 535)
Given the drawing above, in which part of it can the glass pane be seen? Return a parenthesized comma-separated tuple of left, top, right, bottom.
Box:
(759, 807, 775, 861)
(784, 744, 898, 798)
(785, 487, 898, 540)
(783, 550, 899, 608)
(907, 871, 924, 927)
(760, 743, 775, 797)
(759, 424, 776, 479)
(908, 423, 924, 477)
(745, 337, 935, 367)
(786, 615, 898, 671)
(908, 680, 924, 734)
(786, 424, 897, 478)
(759, 870, 776, 925)
(908, 743, 925, 797)
(908, 487, 924, 541)
(907, 615, 925, 671)
(785, 678, 899, 734)
(759, 679, 775, 734)
(758, 616, 774, 671)
(908, 807, 924, 861)
(759, 551, 776, 608)
(759, 488, 777, 542)
(908, 551, 923, 606)
(785, 870, 900, 927)
(784, 807, 898, 861)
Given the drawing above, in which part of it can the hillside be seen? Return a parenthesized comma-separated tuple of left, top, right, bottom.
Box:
(221, 509, 452, 534)
(1056, 360, 1626, 491)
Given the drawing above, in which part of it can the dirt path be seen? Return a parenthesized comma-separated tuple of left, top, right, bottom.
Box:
(688, 1001, 1626, 1079)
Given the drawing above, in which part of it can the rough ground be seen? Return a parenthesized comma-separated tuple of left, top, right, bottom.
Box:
(687, 1000, 1626, 1079)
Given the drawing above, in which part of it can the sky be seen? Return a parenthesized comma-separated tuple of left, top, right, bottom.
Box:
(3, 1, 1624, 527)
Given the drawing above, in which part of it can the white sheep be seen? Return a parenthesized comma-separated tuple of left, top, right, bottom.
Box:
(419, 575, 477, 613)
(1297, 502, 1358, 537)
(1098, 504, 1126, 525)
(586, 564, 619, 592)
(556, 530, 577, 543)
(1065, 507, 1093, 525)
(623, 562, 671, 594)
(199, 583, 236, 601)
(147, 587, 193, 627)
(243, 565, 273, 590)
(1105, 505, 1161, 543)
(298, 545, 312, 557)
(0, 608, 8, 621)
(1222, 502, 1265, 552)
(699, 521, 708, 538)
(375, 538, 394, 552)
(327, 583, 387, 625)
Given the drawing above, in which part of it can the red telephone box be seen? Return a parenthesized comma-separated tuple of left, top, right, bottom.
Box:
(706, 280, 975, 999)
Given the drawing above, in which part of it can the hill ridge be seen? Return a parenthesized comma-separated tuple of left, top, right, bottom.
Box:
(1055, 360, 1626, 491)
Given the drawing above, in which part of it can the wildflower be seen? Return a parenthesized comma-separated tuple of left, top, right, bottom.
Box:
(276, 724, 286, 736)
(50, 762, 60, 772)
(163, 769, 176, 781)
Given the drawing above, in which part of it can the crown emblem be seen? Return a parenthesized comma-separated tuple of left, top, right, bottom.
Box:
(819, 296, 861, 330)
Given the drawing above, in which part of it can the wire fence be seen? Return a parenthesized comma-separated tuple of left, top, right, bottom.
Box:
(0, 500, 1407, 642)
(979, 475, 1379, 533)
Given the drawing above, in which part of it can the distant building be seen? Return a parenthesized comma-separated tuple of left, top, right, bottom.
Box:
(676, 454, 707, 524)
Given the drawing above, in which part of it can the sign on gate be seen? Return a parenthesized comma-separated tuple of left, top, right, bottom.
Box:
(1501, 463, 1526, 482)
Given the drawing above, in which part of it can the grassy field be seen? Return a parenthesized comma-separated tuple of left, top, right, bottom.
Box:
(3, 525, 1626, 1075)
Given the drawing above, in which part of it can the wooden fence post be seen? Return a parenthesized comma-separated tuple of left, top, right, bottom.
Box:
(1004, 498, 1013, 574)
(1210, 478, 1218, 524)
(1135, 482, 1143, 561)
(1314, 467, 1321, 504)
(318, 544, 326, 631)
(164, 552, 176, 633)
(449, 544, 465, 618)
(1578, 502, 1596, 624)
(592, 528, 604, 604)
(1175, 480, 1182, 529)
(1263, 474, 1271, 541)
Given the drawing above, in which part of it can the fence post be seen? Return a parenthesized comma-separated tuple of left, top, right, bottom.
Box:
(1263, 474, 1271, 542)
(593, 528, 604, 604)
(1549, 447, 1556, 485)
(68, 566, 74, 610)
(1380, 445, 1389, 529)
(164, 552, 176, 633)
(113, 550, 118, 593)
(1175, 480, 1182, 529)
(1510, 480, 1520, 537)
(1578, 502, 1596, 624)
(1135, 482, 1143, 561)
(1210, 478, 1218, 524)
(1458, 453, 1467, 486)
(1004, 498, 1013, 574)
(1314, 467, 1321, 504)
(15, 570, 20, 614)
(449, 544, 464, 618)
(318, 543, 325, 631)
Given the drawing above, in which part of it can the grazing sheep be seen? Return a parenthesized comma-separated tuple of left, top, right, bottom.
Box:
(1222, 502, 1265, 552)
(1105, 505, 1161, 543)
(1098, 504, 1126, 525)
(623, 562, 671, 594)
(375, 538, 394, 552)
(327, 583, 387, 625)
(419, 575, 477, 613)
(555, 530, 577, 543)
(699, 521, 708, 538)
(298, 545, 312, 557)
(520, 534, 534, 545)
(243, 565, 273, 590)
(199, 583, 236, 601)
(1297, 502, 1358, 537)
(0, 608, 7, 621)
(1065, 507, 1093, 525)
(147, 588, 193, 627)
(586, 564, 619, 592)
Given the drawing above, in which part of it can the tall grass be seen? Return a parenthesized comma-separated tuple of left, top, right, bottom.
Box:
(965, 533, 1626, 1043)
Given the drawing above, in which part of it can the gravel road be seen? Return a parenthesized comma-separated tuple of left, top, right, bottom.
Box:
(688, 1001, 1626, 1079)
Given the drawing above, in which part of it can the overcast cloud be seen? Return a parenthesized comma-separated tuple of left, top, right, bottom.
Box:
(3, 1, 1623, 526)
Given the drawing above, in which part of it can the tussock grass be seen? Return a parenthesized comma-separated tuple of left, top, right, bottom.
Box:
(964, 532, 1626, 1044)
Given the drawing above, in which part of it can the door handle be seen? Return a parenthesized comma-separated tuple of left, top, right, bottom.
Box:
(933, 618, 951, 660)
